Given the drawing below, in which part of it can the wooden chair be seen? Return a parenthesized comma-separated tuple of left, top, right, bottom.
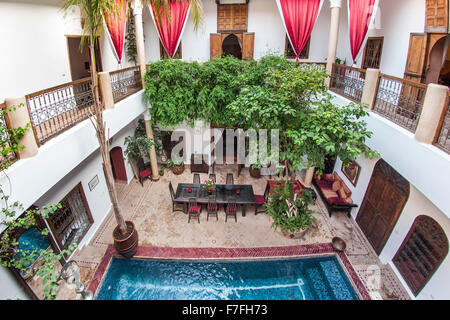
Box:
(254, 181, 270, 215)
(193, 173, 201, 184)
(206, 195, 218, 221)
(225, 197, 238, 222)
(136, 158, 152, 186)
(169, 182, 185, 214)
(226, 173, 234, 185)
(188, 198, 202, 223)
(208, 173, 216, 183)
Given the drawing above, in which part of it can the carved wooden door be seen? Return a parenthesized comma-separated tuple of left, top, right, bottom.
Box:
(356, 159, 410, 255)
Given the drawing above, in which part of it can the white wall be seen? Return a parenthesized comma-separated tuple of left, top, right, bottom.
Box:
(0, 1, 136, 101)
(143, 0, 330, 63)
(336, 0, 426, 78)
(0, 269, 29, 300)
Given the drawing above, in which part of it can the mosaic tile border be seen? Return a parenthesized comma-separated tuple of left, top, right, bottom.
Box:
(88, 243, 371, 300)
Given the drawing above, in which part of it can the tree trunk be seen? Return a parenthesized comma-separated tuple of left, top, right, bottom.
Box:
(89, 44, 128, 235)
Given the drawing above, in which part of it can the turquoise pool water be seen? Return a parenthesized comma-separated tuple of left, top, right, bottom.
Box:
(96, 255, 359, 300)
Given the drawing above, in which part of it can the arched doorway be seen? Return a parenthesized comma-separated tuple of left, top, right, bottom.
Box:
(393, 215, 448, 296)
(222, 34, 242, 60)
(356, 159, 410, 255)
(110, 147, 127, 182)
(425, 35, 450, 86)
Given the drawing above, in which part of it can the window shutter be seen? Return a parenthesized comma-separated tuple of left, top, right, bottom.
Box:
(242, 32, 254, 60)
(210, 33, 222, 59)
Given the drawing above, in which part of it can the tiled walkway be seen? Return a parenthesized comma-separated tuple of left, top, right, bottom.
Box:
(53, 166, 410, 300)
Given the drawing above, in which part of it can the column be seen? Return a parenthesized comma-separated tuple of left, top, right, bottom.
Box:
(360, 68, 381, 110)
(98, 72, 115, 110)
(144, 109, 160, 181)
(415, 83, 449, 144)
(131, 0, 146, 79)
(325, 0, 343, 87)
(304, 167, 315, 188)
(4, 97, 39, 158)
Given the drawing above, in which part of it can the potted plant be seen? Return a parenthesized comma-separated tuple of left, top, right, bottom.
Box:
(159, 165, 165, 177)
(168, 156, 185, 175)
(265, 181, 318, 239)
(203, 178, 215, 194)
(249, 161, 262, 178)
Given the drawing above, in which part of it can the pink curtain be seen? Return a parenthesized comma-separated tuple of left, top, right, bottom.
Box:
(103, 0, 128, 64)
(348, 0, 376, 64)
(278, 0, 322, 60)
(151, 0, 190, 58)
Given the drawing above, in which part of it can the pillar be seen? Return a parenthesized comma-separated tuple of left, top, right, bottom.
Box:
(415, 83, 449, 144)
(360, 68, 381, 110)
(325, 0, 343, 87)
(4, 97, 39, 158)
(98, 72, 115, 110)
(131, 0, 146, 79)
(143, 109, 160, 181)
(304, 167, 315, 188)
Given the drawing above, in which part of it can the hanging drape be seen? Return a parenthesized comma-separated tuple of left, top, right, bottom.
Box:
(149, 0, 190, 58)
(103, 0, 128, 64)
(276, 0, 323, 60)
(348, 0, 379, 64)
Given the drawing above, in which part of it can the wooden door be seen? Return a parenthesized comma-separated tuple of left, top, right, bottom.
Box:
(404, 33, 428, 83)
(426, 0, 449, 32)
(356, 159, 410, 255)
(210, 33, 222, 59)
(242, 32, 255, 60)
(110, 147, 127, 182)
(362, 37, 384, 69)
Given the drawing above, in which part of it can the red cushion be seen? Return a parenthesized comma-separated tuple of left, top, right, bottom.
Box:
(254, 194, 266, 205)
(139, 170, 152, 178)
(294, 180, 305, 192)
(227, 205, 237, 212)
(207, 204, 218, 211)
(189, 205, 201, 213)
(328, 197, 350, 205)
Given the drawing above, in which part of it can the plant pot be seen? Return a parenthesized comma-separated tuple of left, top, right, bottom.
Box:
(171, 164, 185, 175)
(282, 228, 309, 240)
(159, 168, 165, 176)
(113, 221, 139, 258)
(249, 167, 261, 178)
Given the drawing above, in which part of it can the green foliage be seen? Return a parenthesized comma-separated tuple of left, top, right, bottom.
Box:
(265, 181, 317, 233)
(167, 156, 184, 168)
(0, 104, 29, 170)
(125, 9, 137, 65)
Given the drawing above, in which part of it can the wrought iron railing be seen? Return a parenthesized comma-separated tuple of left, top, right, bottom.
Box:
(110, 66, 142, 103)
(0, 103, 18, 169)
(25, 77, 95, 145)
(373, 74, 427, 133)
(435, 93, 450, 153)
(330, 64, 366, 102)
(299, 62, 326, 71)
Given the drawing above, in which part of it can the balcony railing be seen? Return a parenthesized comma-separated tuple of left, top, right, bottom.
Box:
(435, 93, 450, 153)
(373, 74, 427, 133)
(25, 77, 95, 145)
(299, 62, 326, 71)
(110, 66, 143, 103)
(330, 64, 366, 103)
(0, 103, 18, 169)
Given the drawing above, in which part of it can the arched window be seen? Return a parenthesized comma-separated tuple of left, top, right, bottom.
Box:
(393, 215, 448, 296)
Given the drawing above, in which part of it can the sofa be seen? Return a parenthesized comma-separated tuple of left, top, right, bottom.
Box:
(312, 172, 357, 217)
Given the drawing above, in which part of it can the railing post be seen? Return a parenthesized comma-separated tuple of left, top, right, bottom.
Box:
(4, 97, 39, 158)
(415, 83, 449, 144)
(98, 72, 115, 110)
(361, 68, 380, 110)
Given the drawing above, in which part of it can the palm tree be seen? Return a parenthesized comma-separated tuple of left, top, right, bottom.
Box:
(62, 0, 203, 237)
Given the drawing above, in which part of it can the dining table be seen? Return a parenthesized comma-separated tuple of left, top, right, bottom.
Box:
(174, 183, 256, 217)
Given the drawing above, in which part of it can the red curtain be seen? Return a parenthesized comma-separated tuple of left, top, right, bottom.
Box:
(348, 0, 377, 64)
(151, 0, 190, 58)
(278, 0, 322, 59)
(103, 0, 128, 64)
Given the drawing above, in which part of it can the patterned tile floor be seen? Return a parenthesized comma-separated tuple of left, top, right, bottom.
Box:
(39, 165, 410, 300)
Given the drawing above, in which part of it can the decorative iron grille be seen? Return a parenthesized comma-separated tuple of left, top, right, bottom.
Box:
(373, 75, 427, 133)
(0, 103, 18, 169)
(330, 64, 366, 103)
(435, 94, 450, 153)
(110, 66, 143, 103)
(25, 78, 95, 145)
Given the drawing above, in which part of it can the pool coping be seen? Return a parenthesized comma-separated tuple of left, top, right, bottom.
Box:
(88, 243, 371, 300)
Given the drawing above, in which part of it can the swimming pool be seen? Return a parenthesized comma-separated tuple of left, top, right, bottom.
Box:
(96, 255, 360, 300)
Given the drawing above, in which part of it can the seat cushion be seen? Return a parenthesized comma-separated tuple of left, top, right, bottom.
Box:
(254, 194, 266, 205)
(207, 204, 218, 211)
(189, 205, 201, 213)
(227, 205, 237, 212)
(328, 197, 353, 205)
(139, 170, 152, 179)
